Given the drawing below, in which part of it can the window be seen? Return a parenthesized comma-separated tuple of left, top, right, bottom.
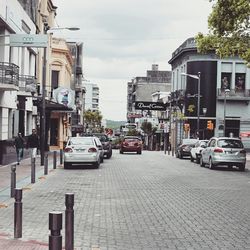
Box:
(235, 73, 245, 91)
(51, 70, 59, 90)
(221, 73, 231, 90)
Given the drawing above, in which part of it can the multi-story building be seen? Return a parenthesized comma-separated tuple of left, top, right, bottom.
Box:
(67, 42, 85, 136)
(127, 64, 171, 123)
(83, 81, 100, 111)
(168, 37, 250, 149)
(0, 0, 38, 164)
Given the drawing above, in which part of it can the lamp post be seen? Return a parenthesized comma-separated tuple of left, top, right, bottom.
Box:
(40, 26, 80, 165)
(223, 89, 230, 137)
(181, 72, 201, 138)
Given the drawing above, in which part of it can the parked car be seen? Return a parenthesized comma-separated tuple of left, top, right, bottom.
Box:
(120, 136, 143, 154)
(190, 140, 208, 163)
(91, 133, 113, 159)
(64, 136, 104, 169)
(200, 137, 246, 171)
(176, 139, 198, 159)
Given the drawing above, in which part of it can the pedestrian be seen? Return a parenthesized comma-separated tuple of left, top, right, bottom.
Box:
(26, 129, 39, 159)
(14, 132, 25, 165)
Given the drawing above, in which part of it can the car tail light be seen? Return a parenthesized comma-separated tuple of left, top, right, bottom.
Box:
(214, 148, 223, 153)
(88, 147, 97, 153)
(64, 147, 73, 153)
(240, 149, 246, 154)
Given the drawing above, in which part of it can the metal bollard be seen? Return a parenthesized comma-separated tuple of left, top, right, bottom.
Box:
(14, 188, 22, 238)
(49, 211, 63, 250)
(44, 152, 48, 175)
(60, 149, 63, 165)
(10, 164, 16, 198)
(53, 151, 57, 169)
(31, 157, 36, 183)
(65, 193, 74, 250)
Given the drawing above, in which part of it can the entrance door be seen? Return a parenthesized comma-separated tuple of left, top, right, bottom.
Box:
(225, 119, 240, 137)
(50, 118, 59, 146)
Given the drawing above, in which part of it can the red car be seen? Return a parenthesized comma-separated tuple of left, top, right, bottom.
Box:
(120, 136, 142, 154)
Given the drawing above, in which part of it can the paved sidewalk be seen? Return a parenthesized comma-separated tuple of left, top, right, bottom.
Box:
(0, 152, 62, 250)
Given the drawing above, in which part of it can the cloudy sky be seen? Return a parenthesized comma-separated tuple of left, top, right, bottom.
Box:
(53, 0, 213, 121)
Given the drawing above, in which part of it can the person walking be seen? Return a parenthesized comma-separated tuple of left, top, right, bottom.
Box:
(14, 132, 25, 165)
(26, 129, 39, 159)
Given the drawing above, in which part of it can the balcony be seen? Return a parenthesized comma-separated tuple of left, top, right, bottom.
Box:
(217, 88, 250, 103)
(19, 75, 37, 94)
(0, 62, 19, 91)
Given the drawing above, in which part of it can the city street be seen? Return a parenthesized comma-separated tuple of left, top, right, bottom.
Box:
(0, 150, 250, 249)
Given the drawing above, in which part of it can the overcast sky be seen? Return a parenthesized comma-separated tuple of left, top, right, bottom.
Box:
(53, 0, 213, 121)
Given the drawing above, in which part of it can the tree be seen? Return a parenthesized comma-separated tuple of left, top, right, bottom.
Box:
(83, 109, 103, 132)
(195, 0, 250, 66)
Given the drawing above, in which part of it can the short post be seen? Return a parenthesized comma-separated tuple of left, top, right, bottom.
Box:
(31, 157, 36, 183)
(65, 193, 74, 250)
(10, 164, 16, 198)
(44, 152, 48, 175)
(53, 151, 57, 169)
(14, 188, 22, 238)
(60, 149, 63, 165)
(49, 211, 63, 250)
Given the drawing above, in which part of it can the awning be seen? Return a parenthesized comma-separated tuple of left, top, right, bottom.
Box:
(34, 99, 73, 112)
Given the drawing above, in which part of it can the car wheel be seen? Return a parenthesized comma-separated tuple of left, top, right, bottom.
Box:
(196, 154, 200, 164)
(239, 163, 245, 172)
(100, 157, 104, 163)
(120, 150, 123, 154)
(190, 155, 194, 162)
(137, 150, 142, 154)
(209, 158, 214, 170)
(94, 159, 100, 168)
(64, 162, 70, 169)
(179, 153, 183, 159)
(107, 151, 112, 159)
(200, 157, 205, 167)
(175, 151, 179, 158)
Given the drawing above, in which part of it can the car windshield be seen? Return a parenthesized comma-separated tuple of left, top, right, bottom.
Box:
(69, 137, 94, 145)
(218, 139, 243, 148)
(124, 138, 139, 142)
(182, 139, 198, 145)
(200, 141, 208, 146)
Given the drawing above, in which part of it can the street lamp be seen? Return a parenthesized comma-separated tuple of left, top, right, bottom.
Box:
(181, 72, 201, 138)
(223, 89, 230, 137)
(40, 26, 80, 165)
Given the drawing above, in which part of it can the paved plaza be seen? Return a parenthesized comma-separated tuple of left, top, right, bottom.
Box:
(0, 151, 250, 249)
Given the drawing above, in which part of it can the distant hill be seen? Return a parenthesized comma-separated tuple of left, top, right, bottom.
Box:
(106, 120, 126, 130)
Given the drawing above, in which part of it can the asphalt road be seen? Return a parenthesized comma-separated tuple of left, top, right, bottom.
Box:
(0, 150, 250, 250)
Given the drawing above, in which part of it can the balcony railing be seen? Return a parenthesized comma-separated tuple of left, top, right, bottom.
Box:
(19, 75, 37, 93)
(217, 88, 250, 101)
(0, 62, 19, 86)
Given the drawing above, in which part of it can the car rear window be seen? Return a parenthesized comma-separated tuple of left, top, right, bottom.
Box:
(218, 139, 243, 148)
(69, 138, 94, 145)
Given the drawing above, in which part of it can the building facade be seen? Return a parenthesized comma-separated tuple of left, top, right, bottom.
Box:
(168, 37, 250, 149)
(0, 0, 38, 164)
(83, 81, 100, 111)
(127, 64, 171, 123)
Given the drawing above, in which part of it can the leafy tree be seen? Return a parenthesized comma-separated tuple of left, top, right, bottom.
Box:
(196, 0, 250, 66)
(83, 109, 103, 132)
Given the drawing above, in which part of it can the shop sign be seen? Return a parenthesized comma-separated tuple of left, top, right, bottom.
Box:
(135, 101, 168, 111)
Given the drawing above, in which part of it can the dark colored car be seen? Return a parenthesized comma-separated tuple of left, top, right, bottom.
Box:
(91, 133, 113, 159)
(176, 139, 198, 159)
(120, 136, 142, 154)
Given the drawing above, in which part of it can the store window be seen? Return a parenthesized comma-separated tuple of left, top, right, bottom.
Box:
(235, 73, 245, 92)
(221, 73, 231, 90)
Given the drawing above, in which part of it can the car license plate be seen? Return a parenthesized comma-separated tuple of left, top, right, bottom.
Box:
(76, 149, 85, 152)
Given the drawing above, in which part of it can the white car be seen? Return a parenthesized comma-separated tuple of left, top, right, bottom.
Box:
(64, 136, 104, 169)
(190, 140, 208, 163)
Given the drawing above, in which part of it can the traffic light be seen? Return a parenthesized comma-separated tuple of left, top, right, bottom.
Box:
(207, 120, 214, 130)
(184, 123, 190, 132)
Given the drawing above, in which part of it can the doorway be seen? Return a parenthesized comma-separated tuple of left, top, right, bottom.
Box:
(50, 118, 59, 146)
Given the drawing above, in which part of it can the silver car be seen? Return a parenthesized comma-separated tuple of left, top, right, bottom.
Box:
(64, 136, 104, 169)
(200, 137, 246, 171)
